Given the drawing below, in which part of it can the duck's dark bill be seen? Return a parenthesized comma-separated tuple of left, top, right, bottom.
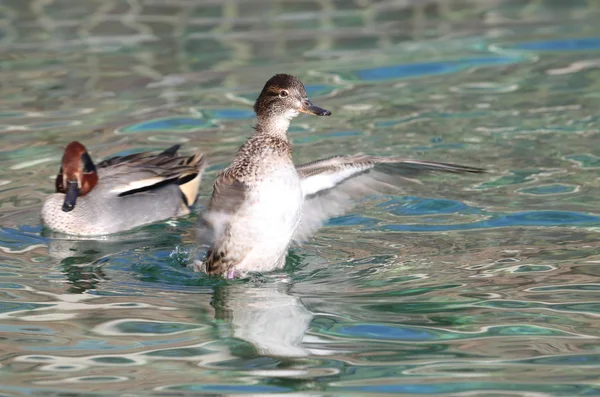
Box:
(62, 181, 79, 212)
(299, 100, 332, 116)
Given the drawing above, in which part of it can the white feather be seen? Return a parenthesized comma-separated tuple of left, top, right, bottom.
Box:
(109, 177, 165, 194)
(301, 166, 369, 197)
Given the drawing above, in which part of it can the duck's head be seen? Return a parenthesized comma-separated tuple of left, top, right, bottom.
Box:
(253, 74, 331, 124)
(55, 141, 98, 212)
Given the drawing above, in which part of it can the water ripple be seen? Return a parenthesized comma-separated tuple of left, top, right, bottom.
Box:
(514, 36, 600, 51)
(2, 1, 600, 396)
(314, 322, 587, 342)
(116, 117, 218, 134)
(351, 56, 526, 82)
(379, 210, 600, 232)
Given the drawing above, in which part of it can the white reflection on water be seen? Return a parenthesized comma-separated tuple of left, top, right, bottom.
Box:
(213, 282, 314, 357)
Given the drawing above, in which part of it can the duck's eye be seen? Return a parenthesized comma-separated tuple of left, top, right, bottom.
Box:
(279, 90, 289, 98)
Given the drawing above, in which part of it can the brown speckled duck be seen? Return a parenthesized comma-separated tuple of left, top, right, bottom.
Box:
(199, 74, 484, 278)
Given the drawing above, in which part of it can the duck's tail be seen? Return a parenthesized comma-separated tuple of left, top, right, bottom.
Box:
(178, 153, 207, 208)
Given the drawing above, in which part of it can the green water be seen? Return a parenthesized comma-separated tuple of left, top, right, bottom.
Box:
(2, 0, 600, 395)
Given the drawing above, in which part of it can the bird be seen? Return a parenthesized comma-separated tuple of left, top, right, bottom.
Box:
(198, 74, 485, 278)
(42, 141, 206, 236)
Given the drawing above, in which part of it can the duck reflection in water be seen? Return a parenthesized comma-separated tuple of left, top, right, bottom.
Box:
(46, 227, 186, 294)
(212, 280, 314, 357)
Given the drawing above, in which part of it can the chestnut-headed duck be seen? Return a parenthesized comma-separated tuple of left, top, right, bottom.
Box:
(42, 141, 206, 235)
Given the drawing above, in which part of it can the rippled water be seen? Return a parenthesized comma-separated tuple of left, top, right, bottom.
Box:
(2, 0, 600, 395)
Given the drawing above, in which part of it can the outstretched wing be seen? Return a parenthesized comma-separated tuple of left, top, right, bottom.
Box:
(294, 155, 485, 243)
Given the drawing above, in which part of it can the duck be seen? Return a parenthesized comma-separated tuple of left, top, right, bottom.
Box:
(42, 141, 206, 236)
(198, 74, 485, 278)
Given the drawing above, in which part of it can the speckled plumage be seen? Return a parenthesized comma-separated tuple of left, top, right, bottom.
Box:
(199, 74, 484, 278)
(203, 135, 300, 276)
(201, 74, 326, 276)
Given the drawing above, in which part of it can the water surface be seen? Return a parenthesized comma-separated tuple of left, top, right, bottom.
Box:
(2, 0, 600, 395)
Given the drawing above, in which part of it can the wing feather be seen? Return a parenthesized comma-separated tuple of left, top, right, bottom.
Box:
(293, 155, 485, 243)
(97, 145, 205, 200)
(198, 170, 249, 274)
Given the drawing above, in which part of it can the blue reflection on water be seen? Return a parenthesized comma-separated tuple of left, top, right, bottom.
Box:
(381, 210, 600, 232)
(119, 117, 216, 133)
(514, 37, 600, 51)
(354, 56, 523, 81)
